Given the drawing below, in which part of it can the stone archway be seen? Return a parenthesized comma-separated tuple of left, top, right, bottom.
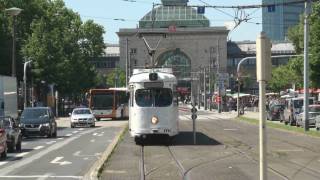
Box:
(156, 48, 191, 81)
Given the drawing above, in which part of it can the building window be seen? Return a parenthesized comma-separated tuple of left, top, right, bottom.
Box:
(130, 48, 137, 54)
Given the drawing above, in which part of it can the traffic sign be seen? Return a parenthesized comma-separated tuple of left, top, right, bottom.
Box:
(197, 6, 205, 14)
(191, 114, 197, 120)
(191, 107, 197, 113)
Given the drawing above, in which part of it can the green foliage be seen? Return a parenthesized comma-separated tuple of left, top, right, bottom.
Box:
(106, 68, 126, 88)
(269, 57, 303, 92)
(287, 2, 320, 87)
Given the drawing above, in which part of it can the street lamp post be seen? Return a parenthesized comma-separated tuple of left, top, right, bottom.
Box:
(5, 7, 22, 77)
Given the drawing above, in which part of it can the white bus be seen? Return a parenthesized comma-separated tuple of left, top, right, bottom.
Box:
(128, 68, 179, 143)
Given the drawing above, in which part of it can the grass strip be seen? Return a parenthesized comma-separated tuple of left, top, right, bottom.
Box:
(237, 116, 320, 138)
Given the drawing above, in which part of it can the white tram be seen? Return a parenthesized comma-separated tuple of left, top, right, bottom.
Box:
(128, 68, 179, 142)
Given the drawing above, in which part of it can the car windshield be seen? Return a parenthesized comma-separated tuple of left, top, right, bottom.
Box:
(21, 109, 48, 119)
(135, 88, 172, 107)
(73, 109, 91, 115)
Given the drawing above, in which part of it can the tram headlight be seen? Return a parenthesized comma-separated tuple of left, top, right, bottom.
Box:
(151, 116, 159, 124)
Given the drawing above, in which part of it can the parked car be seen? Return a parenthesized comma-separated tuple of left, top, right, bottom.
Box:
(267, 104, 285, 121)
(283, 97, 315, 126)
(0, 119, 7, 159)
(296, 105, 320, 128)
(20, 107, 57, 138)
(315, 115, 320, 131)
(70, 108, 95, 128)
(1, 116, 22, 152)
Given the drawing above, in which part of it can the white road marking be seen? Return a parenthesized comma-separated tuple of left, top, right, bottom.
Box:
(223, 129, 238, 131)
(73, 151, 81, 156)
(72, 131, 78, 134)
(90, 139, 95, 143)
(97, 134, 103, 137)
(57, 137, 64, 140)
(78, 128, 84, 131)
(33, 146, 44, 150)
(15, 152, 29, 157)
(105, 170, 126, 174)
(73, 151, 99, 157)
(0, 127, 102, 175)
(65, 133, 72, 137)
(50, 157, 72, 165)
(46, 141, 56, 145)
(22, 142, 28, 146)
(0, 161, 8, 166)
(93, 133, 98, 136)
(83, 157, 89, 160)
(0, 175, 82, 179)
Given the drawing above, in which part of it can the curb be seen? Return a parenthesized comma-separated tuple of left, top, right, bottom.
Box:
(83, 123, 128, 180)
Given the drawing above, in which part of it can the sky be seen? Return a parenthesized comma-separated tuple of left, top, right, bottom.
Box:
(64, 0, 262, 44)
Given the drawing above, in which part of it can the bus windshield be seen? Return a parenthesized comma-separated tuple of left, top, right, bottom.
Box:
(91, 93, 113, 110)
(135, 88, 172, 107)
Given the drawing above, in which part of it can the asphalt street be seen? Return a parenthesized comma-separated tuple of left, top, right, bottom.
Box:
(101, 106, 320, 180)
(0, 118, 127, 180)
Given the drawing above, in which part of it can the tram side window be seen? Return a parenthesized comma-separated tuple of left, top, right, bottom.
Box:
(154, 89, 172, 107)
(135, 89, 153, 107)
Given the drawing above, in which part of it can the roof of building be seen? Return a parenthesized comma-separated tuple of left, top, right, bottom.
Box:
(139, 3, 209, 28)
(228, 41, 296, 55)
(104, 44, 119, 56)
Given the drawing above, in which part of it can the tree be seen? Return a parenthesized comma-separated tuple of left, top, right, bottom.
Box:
(20, 0, 105, 98)
(106, 68, 126, 87)
(287, 2, 320, 87)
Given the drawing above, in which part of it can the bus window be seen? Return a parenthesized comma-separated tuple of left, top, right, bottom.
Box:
(92, 93, 113, 110)
(135, 89, 153, 107)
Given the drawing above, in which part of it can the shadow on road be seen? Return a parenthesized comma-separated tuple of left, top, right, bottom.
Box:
(141, 131, 221, 146)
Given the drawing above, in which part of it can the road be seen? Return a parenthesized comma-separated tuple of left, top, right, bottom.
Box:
(0, 118, 127, 179)
(101, 106, 320, 180)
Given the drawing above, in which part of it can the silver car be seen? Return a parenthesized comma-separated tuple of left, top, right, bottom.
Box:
(70, 108, 95, 128)
(296, 105, 320, 128)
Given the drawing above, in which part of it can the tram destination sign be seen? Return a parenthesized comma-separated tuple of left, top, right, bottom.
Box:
(144, 82, 164, 88)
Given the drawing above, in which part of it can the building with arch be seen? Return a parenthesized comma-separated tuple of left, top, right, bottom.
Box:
(117, 0, 229, 101)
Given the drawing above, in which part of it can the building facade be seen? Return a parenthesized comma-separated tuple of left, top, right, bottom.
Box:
(262, 0, 304, 41)
(117, 0, 229, 101)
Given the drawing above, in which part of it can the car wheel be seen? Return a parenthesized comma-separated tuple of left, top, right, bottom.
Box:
(16, 136, 22, 152)
(71, 124, 74, 128)
(316, 127, 320, 131)
(96, 118, 101, 121)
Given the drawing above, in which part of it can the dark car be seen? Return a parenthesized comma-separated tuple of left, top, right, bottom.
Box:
(1, 116, 22, 152)
(267, 104, 285, 121)
(20, 107, 57, 138)
(0, 120, 7, 159)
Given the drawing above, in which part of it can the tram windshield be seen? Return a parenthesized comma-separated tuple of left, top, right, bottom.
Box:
(135, 88, 172, 107)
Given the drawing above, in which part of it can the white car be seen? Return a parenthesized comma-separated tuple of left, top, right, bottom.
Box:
(70, 108, 95, 128)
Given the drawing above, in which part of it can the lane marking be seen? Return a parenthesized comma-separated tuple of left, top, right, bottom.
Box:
(90, 139, 95, 143)
(0, 175, 82, 179)
(72, 131, 78, 134)
(275, 149, 303, 152)
(15, 152, 29, 158)
(93, 133, 98, 136)
(0, 162, 8, 166)
(57, 137, 63, 140)
(78, 128, 84, 131)
(105, 170, 126, 174)
(33, 146, 44, 150)
(46, 141, 56, 145)
(224, 129, 238, 131)
(50, 157, 72, 165)
(0, 127, 103, 175)
(65, 133, 72, 137)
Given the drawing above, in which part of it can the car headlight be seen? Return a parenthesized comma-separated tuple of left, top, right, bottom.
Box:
(88, 118, 94, 121)
(19, 123, 25, 128)
(42, 123, 50, 127)
(151, 116, 159, 124)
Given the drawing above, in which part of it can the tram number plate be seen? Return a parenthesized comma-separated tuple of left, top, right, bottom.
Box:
(144, 82, 163, 88)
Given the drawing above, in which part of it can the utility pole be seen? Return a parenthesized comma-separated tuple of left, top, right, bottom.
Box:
(303, 0, 311, 131)
(217, 39, 221, 113)
(203, 67, 207, 110)
(23, 60, 32, 108)
(126, 38, 129, 87)
(198, 69, 201, 109)
(256, 32, 272, 180)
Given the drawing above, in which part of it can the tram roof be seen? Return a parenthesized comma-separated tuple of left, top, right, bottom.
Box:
(129, 69, 177, 83)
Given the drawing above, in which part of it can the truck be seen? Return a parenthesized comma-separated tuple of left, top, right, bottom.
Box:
(0, 75, 18, 120)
